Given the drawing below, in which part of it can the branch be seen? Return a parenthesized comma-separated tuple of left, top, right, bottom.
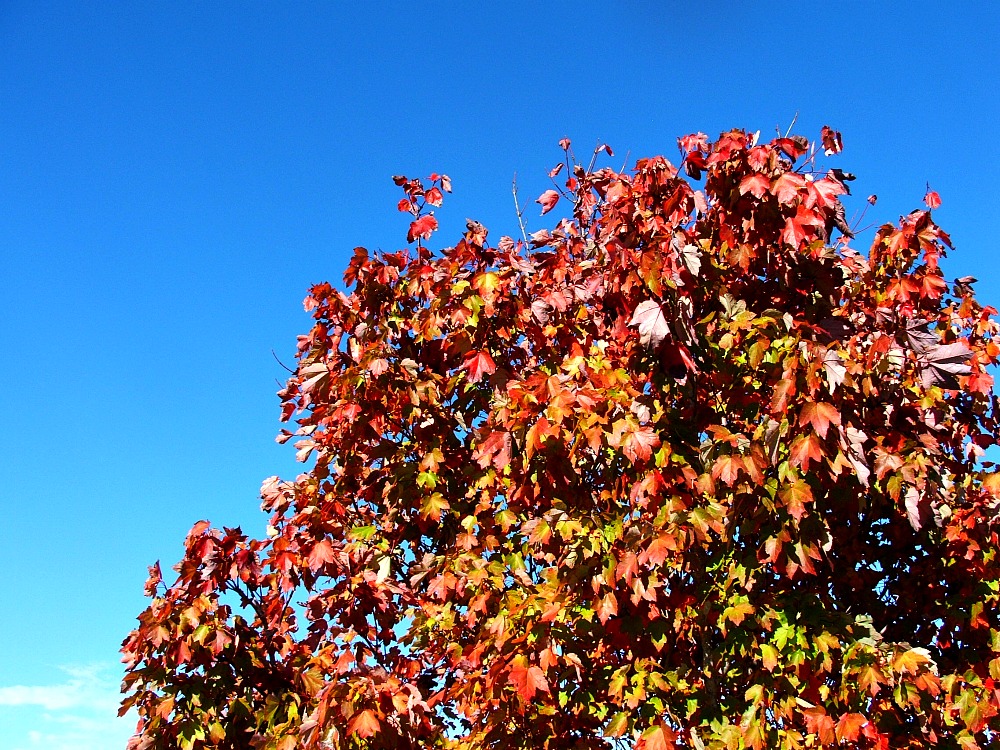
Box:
(511, 173, 529, 244)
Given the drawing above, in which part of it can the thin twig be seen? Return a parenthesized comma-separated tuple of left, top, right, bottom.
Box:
(618, 149, 631, 174)
(783, 111, 799, 138)
(511, 172, 529, 244)
(272, 349, 296, 374)
(585, 139, 603, 175)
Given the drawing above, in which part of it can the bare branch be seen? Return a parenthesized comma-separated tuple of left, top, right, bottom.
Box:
(511, 172, 529, 244)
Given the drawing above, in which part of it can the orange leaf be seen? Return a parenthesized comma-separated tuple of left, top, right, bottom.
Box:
(641, 724, 676, 750)
(712, 454, 745, 485)
(835, 713, 866, 742)
(596, 592, 618, 624)
(789, 433, 824, 471)
(348, 709, 381, 739)
(799, 401, 840, 439)
(803, 707, 836, 744)
(779, 480, 813, 521)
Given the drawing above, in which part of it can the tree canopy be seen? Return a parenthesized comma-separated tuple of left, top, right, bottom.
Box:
(122, 126, 1000, 750)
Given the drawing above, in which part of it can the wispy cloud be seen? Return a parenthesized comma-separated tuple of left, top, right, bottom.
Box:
(0, 664, 136, 750)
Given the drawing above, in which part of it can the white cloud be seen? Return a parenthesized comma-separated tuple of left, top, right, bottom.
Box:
(0, 664, 136, 750)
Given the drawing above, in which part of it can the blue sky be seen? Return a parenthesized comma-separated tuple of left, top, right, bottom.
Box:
(0, 2, 997, 747)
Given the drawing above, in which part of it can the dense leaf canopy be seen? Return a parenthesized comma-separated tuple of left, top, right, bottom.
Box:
(123, 127, 1000, 750)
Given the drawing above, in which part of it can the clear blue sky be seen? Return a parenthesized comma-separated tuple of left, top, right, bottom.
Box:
(1, 2, 997, 747)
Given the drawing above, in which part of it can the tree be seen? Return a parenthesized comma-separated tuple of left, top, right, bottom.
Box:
(121, 127, 1000, 750)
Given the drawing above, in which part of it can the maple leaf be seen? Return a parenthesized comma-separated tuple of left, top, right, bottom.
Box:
(916, 340, 971, 389)
(712, 454, 744, 485)
(640, 534, 676, 567)
(508, 656, 549, 701)
(606, 712, 629, 738)
(640, 724, 676, 750)
(799, 402, 840, 439)
(463, 349, 496, 383)
(308, 539, 336, 572)
(474, 431, 512, 470)
(630, 300, 671, 349)
(892, 647, 933, 675)
(835, 713, 866, 742)
(773, 172, 806, 205)
(407, 213, 438, 242)
(789, 433, 824, 471)
(924, 188, 942, 210)
(781, 204, 824, 247)
(536, 189, 560, 215)
(739, 173, 770, 199)
(779, 480, 813, 521)
(420, 492, 450, 521)
(803, 707, 836, 744)
(425, 186, 444, 207)
(348, 709, 380, 739)
(596, 592, 618, 624)
(678, 132, 709, 153)
(620, 422, 660, 464)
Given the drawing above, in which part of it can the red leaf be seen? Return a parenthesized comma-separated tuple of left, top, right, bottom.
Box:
(678, 132, 709, 153)
(773, 172, 806, 205)
(807, 176, 847, 210)
(559, 137, 571, 150)
(425, 187, 444, 207)
(407, 213, 438, 242)
(474, 431, 512, 470)
(536, 189, 560, 215)
(775, 136, 808, 160)
(508, 656, 549, 701)
(739, 173, 770, 198)
(781, 205, 824, 247)
(463, 350, 496, 383)
(712, 454, 745, 485)
(924, 189, 942, 210)
(308, 539, 336, 572)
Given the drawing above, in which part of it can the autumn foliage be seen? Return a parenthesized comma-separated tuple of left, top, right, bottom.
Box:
(122, 127, 1000, 750)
